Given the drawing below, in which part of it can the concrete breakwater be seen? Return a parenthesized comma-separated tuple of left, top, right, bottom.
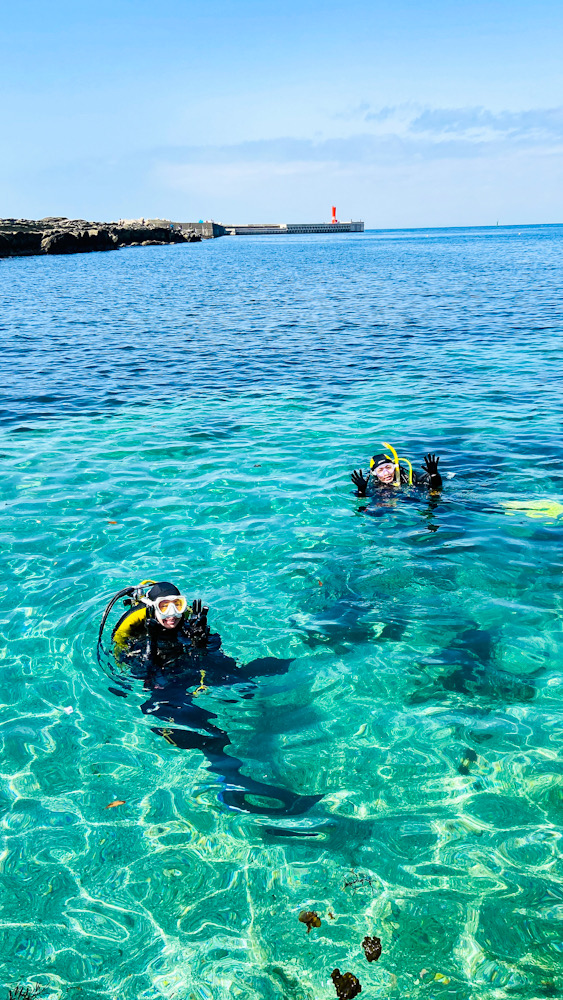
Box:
(0, 217, 202, 258)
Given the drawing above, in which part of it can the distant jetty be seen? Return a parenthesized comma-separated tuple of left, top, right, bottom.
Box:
(0, 208, 364, 258)
(222, 220, 364, 235)
(178, 208, 364, 237)
(0, 217, 201, 258)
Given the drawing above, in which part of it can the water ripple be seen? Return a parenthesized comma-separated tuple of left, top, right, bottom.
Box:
(1, 227, 563, 998)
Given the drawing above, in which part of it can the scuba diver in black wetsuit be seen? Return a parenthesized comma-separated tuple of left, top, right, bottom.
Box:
(97, 580, 322, 818)
(109, 580, 214, 686)
(351, 441, 443, 497)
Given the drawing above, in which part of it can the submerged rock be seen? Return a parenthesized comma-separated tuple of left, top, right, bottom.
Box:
(331, 969, 362, 999)
(362, 935, 382, 962)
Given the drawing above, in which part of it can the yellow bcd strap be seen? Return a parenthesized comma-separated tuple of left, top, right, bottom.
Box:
(193, 669, 208, 696)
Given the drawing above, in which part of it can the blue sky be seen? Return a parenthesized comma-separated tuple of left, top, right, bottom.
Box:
(2, 0, 562, 226)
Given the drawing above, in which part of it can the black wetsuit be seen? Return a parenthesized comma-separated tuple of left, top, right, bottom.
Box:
(113, 616, 322, 818)
(351, 453, 443, 498)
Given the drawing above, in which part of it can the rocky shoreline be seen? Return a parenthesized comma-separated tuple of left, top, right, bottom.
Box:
(0, 217, 201, 258)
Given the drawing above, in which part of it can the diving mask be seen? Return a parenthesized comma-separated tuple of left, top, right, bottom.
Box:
(152, 595, 188, 624)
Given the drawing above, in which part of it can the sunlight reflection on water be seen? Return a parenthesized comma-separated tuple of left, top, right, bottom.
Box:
(1, 226, 563, 999)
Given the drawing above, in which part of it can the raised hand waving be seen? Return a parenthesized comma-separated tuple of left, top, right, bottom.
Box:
(351, 469, 369, 496)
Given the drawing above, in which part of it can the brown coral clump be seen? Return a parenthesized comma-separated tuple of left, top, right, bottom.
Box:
(362, 935, 382, 962)
(298, 909, 321, 933)
(331, 969, 362, 999)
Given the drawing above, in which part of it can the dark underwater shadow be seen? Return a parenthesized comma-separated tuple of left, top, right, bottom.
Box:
(290, 596, 407, 655)
(111, 644, 323, 820)
(357, 488, 443, 534)
(409, 627, 542, 706)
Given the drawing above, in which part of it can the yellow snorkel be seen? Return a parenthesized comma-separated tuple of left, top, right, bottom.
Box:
(398, 456, 413, 485)
(382, 441, 401, 486)
(380, 441, 414, 486)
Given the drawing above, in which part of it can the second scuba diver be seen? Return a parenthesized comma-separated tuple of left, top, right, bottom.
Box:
(351, 441, 442, 497)
(98, 580, 322, 819)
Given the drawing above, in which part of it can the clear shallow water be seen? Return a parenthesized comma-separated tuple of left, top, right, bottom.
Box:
(1, 226, 563, 1000)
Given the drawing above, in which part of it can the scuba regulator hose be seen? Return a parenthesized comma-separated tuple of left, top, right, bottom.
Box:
(96, 586, 135, 669)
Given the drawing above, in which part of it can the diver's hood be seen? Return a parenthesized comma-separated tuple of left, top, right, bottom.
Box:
(147, 581, 181, 601)
(371, 453, 392, 469)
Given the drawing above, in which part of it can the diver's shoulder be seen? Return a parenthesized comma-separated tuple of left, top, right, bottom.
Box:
(113, 604, 147, 646)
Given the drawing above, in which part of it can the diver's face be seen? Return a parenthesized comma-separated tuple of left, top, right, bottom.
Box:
(373, 462, 396, 484)
(153, 595, 187, 629)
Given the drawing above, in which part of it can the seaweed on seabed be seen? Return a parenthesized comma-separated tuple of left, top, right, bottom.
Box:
(458, 748, 478, 775)
(331, 969, 362, 999)
(299, 910, 321, 933)
(362, 935, 382, 962)
(343, 869, 377, 895)
(8, 986, 44, 1000)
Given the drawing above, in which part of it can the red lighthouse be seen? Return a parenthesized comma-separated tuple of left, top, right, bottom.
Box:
(331, 206, 337, 224)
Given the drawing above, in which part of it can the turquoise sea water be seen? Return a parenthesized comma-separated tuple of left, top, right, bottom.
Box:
(2, 226, 563, 1000)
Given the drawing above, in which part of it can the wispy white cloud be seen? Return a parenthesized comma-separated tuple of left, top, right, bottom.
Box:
(334, 102, 563, 142)
(152, 105, 563, 174)
(144, 107, 563, 227)
(399, 105, 563, 143)
(3, 104, 562, 226)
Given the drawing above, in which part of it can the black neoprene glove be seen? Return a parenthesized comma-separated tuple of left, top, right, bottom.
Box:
(189, 599, 210, 647)
(422, 453, 442, 488)
(351, 469, 369, 496)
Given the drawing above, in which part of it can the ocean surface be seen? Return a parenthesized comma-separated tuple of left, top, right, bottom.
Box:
(1, 225, 563, 1000)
